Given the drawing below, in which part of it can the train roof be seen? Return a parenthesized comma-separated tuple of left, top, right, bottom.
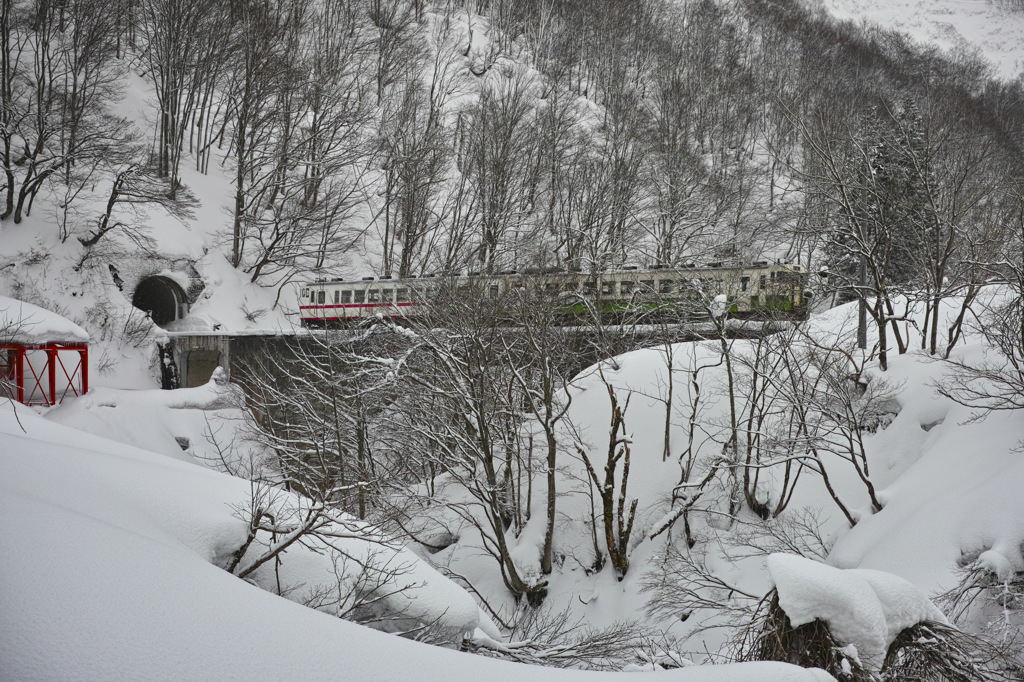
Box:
(303, 263, 803, 288)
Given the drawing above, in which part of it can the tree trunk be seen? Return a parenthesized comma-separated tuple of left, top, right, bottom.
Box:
(541, 429, 557, 575)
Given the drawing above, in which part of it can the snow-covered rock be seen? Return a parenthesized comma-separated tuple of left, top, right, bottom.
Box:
(768, 553, 946, 671)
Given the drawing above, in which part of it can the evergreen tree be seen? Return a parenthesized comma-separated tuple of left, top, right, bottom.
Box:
(822, 101, 929, 366)
(825, 102, 928, 301)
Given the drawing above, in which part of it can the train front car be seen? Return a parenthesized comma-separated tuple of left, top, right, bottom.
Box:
(299, 283, 327, 327)
(299, 279, 425, 327)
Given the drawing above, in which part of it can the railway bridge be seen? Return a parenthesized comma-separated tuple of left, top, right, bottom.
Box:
(161, 320, 793, 390)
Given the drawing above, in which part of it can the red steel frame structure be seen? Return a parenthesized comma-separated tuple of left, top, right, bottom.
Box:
(1, 342, 89, 407)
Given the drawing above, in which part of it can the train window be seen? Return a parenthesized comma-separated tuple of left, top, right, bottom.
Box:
(621, 281, 635, 295)
(342, 290, 352, 304)
(770, 271, 777, 281)
(396, 288, 409, 303)
(659, 279, 674, 294)
(354, 290, 365, 303)
(334, 290, 339, 304)
(582, 279, 597, 294)
(490, 284, 500, 298)
(640, 279, 654, 293)
(740, 277, 749, 292)
(368, 289, 381, 303)
(759, 275, 767, 290)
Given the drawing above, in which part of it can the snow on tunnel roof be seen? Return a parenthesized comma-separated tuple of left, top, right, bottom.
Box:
(0, 296, 89, 344)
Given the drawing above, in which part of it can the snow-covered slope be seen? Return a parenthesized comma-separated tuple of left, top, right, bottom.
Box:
(6, 297, 1012, 679)
(815, 0, 1024, 80)
(828, 338, 1024, 591)
(0, 400, 835, 681)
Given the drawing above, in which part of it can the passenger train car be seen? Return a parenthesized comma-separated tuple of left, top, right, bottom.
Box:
(298, 263, 810, 327)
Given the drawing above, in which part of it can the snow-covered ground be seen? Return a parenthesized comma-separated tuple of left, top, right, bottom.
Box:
(815, 0, 1024, 80)
(5, 296, 1018, 679)
(17, 295, 1017, 671)
(0, 395, 835, 681)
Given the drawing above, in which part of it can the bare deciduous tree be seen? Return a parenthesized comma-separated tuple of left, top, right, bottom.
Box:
(137, 0, 229, 196)
(0, 0, 133, 226)
(575, 372, 637, 580)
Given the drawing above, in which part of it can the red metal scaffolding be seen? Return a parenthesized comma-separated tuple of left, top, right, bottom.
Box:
(1, 343, 89, 407)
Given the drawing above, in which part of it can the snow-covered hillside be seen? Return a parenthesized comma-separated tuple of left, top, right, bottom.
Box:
(815, 0, 1024, 80)
(6, 295, 1022, 679)
(0, 396, 837, 681)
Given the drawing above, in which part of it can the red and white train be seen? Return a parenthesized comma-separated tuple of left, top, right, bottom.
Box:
(299, 263, 810, 327)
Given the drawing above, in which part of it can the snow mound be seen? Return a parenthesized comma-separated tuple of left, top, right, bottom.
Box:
(768, 554, 946, 671)
(0, 295, 89, 344)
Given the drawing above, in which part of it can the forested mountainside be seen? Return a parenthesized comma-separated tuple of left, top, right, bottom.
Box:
(5, 0, 1024, 680)
(1, 0, 1022, 304)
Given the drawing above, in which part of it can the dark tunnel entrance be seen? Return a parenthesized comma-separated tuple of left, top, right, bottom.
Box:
(132, 276, 186, 327)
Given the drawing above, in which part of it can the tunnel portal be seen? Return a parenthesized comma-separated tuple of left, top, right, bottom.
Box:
(132, 276, 186, 327)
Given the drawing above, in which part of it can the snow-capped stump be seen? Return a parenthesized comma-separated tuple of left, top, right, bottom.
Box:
(739, 554, 1003, 681)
